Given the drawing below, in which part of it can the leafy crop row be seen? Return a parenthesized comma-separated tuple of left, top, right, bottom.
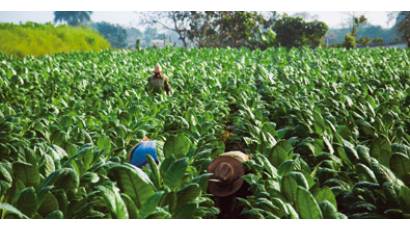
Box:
(0, 48, 409, 218)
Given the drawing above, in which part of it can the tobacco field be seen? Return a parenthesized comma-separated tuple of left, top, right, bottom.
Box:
(0, 48, 410, 218)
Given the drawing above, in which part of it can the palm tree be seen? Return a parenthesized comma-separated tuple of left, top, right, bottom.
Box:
(54, 11, 93, 26)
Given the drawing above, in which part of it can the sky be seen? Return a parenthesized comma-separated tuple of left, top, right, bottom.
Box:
(0, 11, 394, 29)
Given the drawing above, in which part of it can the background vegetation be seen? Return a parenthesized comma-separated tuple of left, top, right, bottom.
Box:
(0, 22, 110, 57)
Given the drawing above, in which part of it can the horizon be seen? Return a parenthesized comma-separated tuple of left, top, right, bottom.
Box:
(0, 11, 394, 29)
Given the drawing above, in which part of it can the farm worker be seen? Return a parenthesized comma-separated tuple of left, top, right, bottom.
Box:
(146, 64, 172, 95)
(207, 151, 251, 218)
(129, 136, 159, 168)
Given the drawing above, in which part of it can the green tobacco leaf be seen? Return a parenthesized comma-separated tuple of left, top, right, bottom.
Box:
(356, 163, 378, 183)
(390, 153, 410, 184)
(163, 158, 188, 190)
(146, 154, 162, 189)
(121, 193, 139, 219)
(97, 184, 129, 219)
(315, 187, 337, 208)
(356, 145, 371, 164)
(108, 163, 155, 208)
(173, 203, 197, 218)
(46, 210, 64, 219)
(295, 187, 323, 219)
(16, 187, 37, 217)
(399, 186, 410, 212)
(191, 173, 212, 192)
(80, 172, 100, 184)
(268, 140, 293, 167)
(177, 183, 200, 208)
(280, 173, 299, 203)
(41, 154, 55, 177)
(343, 140, 359, 163)
(97, 135, 112, 155)
(0, 163, 12, 184)
(370, 137, 392, 167)
(43, 168, 79, 190)
(13, 161, 40, 187)
(319, 200, 338, 219)
(163, 133, 191, 158)
(49, 144, 68, 160)
(139, 191, 165, 218)
(38, 192, 59, 217)
(0, 203, 29, 219)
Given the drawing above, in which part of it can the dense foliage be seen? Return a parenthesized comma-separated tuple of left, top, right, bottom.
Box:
(394, 11, 410, 47)
(273, 16, 328, 48)
(93, 22, 128, 48)
(0, 48, 409, 219)
(0, 23, 110, 57)
(54, 11, 93, 27)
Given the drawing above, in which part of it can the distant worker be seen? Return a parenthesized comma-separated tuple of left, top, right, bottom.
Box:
(207, 151, 251, 218)
(146, 64, 172, 95)
(129, 136, 159, 168)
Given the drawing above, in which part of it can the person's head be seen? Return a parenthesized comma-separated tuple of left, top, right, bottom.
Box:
(154, 64, 162, 74)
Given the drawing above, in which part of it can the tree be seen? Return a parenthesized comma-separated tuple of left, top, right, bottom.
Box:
(54, 11, 92, 26)
(344, 14, 367, 48)
(93, 22, 127, 48)
(344, 33, 356, 49)
(395, 11, 410, 47)
(351, 15, 367, 37)
(273, 15, 328, 48)
(145, 11, 277, 49)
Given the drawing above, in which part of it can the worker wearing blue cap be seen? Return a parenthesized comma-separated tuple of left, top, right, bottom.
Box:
(129, 136, 159, 167)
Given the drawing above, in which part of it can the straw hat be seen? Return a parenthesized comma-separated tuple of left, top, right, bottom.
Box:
(207, 151, 249, 197)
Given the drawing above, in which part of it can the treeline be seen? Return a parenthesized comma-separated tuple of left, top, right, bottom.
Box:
(0, 22, 110, 57)
(91, 12, 410, 49)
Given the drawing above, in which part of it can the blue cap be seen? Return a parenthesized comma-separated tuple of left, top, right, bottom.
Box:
(130, 140, 158, 167)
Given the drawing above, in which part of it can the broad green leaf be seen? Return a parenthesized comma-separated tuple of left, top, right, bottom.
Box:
(319, 200, 338, 219)
(41, 154, 55, 177)
(97, 184, 129, 219)
(370, 137, 392, 167)
(295, 187, 323, 219)
(121, 193, 139, 219)
(356, 163, 378, 183)
(49, 144, 68, 160)
(0, 163, 12, 184)
(177, 183, 200, 208)
(315, 187, 337, 208)
(13, 161, 40, 187)
(163, 158, 188, 190)
(280, 173, 299, 203)
(108, 163, 155, 208)
(97, 135, 112, 156)
(146, 154, 162, 189)
(399, 186, 410, 212)
(268, 140, 293, 167)
(46, 210, 64, 219)
(0, 203, 29, 219)
(139, 191, 165, 218)
(163, 133, 191, 158)
(43, 168, 79, 190)
(38, 192, 59, 217)
(390, 153, 410, 184)
(16, 187, 37, 217)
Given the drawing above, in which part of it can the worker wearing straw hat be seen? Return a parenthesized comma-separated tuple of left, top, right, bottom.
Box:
(146, 64, 172, 95)
(207, 151, 251, 218)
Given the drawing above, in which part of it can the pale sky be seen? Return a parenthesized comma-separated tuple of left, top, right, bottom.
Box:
(0, 11, 394, 29)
